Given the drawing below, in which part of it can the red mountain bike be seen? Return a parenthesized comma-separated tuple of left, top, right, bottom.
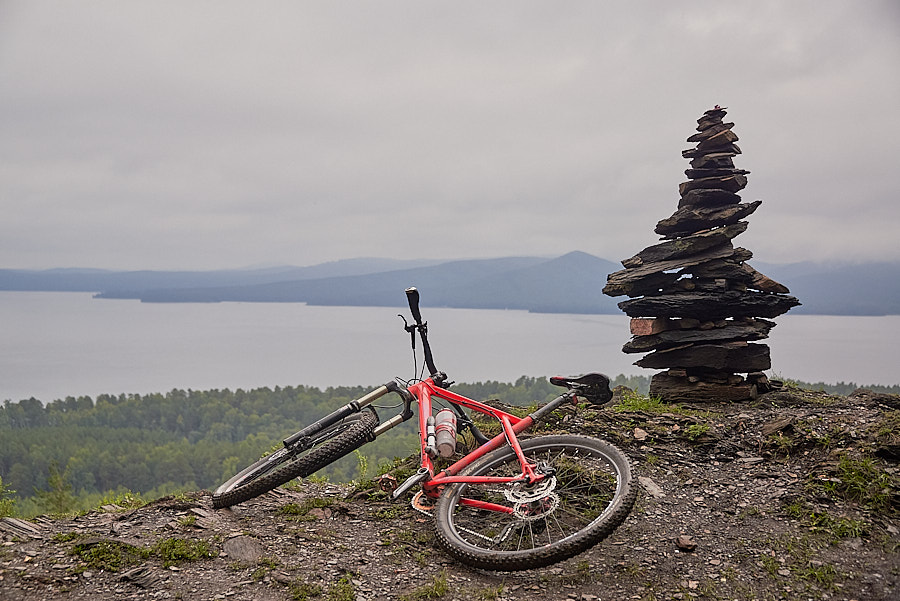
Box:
(213, 288, 635, 571)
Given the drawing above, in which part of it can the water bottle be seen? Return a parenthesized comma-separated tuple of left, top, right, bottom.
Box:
(434, 409, 458, 458)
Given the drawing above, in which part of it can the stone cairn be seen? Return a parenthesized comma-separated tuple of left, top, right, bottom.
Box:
(603, 106, 800, 402)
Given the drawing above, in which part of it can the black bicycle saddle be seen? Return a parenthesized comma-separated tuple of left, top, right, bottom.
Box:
(549, 373, 613, 405)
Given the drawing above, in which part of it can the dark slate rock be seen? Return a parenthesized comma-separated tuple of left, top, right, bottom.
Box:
(635, 342, 771, 371)
(743, 264, 791, 294)
(622, 222, 748, 268)
(684, 168, 750, 179)
(689, 152, 737, 170)
(679, 174, 748, 196)
(697, 129, 739, 150)
(678, 188, 742, 208)
(622, 319, 775, 353)
(696, 107, 728, 129)
(687, 122, 735, 142)
(680, 258, 756, 281)
(223, 535, 264, 563)
(649, 373, 758, 402)
(656, 201, 762, 238)
(603, 245, 740, 297)
(682, 143, 742, 159)
(605, 271, 682, 298)
(618, 291, 801, 319)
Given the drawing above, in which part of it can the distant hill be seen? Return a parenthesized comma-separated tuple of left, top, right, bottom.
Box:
(2, 253, 898, 315)
(95, 252, 624, 314)
(754, 261, 900, 316)
(0, 258, 442, 292)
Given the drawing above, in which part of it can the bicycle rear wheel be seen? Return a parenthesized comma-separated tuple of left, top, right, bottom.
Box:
(212, 409, 379, 508)
(433, 435, 635, 571)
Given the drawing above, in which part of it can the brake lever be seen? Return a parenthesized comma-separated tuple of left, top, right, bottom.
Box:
(398, 315, 416, 349)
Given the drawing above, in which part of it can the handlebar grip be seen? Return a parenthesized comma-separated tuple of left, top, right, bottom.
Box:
(405, 287, 423, 325)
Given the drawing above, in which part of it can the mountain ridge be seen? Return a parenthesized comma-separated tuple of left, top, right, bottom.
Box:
(2, 253, 898, 315)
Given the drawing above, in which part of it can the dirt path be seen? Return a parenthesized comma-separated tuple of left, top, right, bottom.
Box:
(2, 387, 898, 600)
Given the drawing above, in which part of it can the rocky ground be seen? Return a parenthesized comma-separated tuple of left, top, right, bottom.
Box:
(2, 386, 898, 601)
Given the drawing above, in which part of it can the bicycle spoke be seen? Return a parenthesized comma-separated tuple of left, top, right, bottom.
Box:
(434, 434, 636, 570)
(445, 445, 623, 552)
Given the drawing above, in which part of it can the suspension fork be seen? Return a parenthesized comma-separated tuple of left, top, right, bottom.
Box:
(282, 380, 412, 449)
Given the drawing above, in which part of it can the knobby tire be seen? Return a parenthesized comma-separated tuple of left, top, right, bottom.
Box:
(433, 435, 635, 571)
(212, 409, 379, 508)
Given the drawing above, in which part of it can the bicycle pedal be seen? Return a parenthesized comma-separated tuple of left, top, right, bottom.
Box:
(377, 474, 398, 494)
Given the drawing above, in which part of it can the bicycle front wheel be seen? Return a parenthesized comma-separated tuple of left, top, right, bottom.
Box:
(433, 435, 635, 571)
(212, 409, 379, 508)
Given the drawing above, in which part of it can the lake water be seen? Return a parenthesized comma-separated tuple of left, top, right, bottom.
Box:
(2, 291, 898, 403)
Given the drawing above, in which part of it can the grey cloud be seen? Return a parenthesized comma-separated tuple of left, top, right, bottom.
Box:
(1, 1, 898, 269)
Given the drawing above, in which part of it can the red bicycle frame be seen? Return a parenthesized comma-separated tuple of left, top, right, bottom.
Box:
(411, 378, 541, 491)
(334, 373, 579, 512)
(312, 287, 588, 511)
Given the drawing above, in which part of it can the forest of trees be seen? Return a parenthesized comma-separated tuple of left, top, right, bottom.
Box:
(0, 375, 649, 517)
(2, 373, 895, 517)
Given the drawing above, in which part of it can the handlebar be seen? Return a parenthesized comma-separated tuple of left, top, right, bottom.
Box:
(404, 287, 440, 379)
(405, 287, 424, 325)
(403, 287, 488, 443)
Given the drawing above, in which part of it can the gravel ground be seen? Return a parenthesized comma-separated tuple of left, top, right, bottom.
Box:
(2, 387, 898, 601)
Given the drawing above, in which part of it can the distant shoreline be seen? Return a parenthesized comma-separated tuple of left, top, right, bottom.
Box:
(3, 253, 899, 315)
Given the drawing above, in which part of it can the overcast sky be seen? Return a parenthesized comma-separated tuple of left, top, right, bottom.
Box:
(2, 1, 898, 271)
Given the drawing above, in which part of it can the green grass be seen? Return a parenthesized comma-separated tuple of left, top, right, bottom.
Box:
(70, 540, 149, 573)
(52, 531, 84, 543)
(276, 497, 334, 521)
(795, 562, 838, 589)
(150, 537, 214, 567)
(96, 489, 146, 510)
(0, 476, 17, 518)
(684, 423, 710, 441)
(68, 535, 212, 572)
(612, 390, 715, 420)
(473, 584, 504, 600)
(327, 574, 356, 601)
(767, 432, 795, 455)
(289, 580, 323, 600)
(759, 553, 780, 578)
(400, 569, 449, 600)
(784, 500, 869, 540)
(812, 454, 897, 511)
(372, 505, 403, 520)
(873, 410, 900, 441)
(251, 556, 280, 582)
(613, 390, 681, 414)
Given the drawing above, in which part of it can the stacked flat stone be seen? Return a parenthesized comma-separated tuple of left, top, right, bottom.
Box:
(603, 106, 800, 401)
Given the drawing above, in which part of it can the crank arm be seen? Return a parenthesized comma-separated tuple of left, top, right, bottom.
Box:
(390, 467, 431, 501)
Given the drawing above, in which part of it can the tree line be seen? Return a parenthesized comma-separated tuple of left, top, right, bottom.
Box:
(4, 373, 890, 518)
(3, 375, 650, 517)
